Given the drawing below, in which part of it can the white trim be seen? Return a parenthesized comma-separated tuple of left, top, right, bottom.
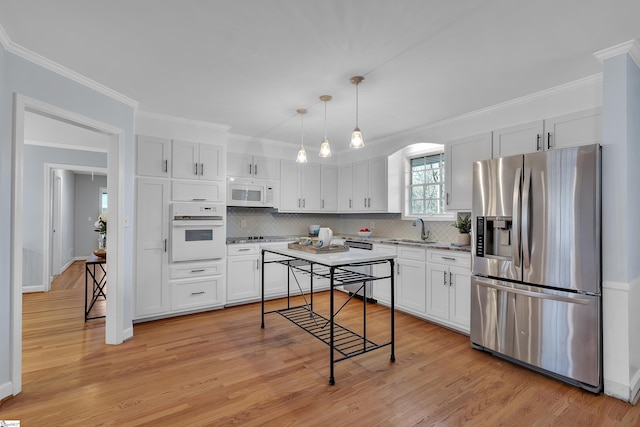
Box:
(12, 94, 128, 397)
(25, 138, 108, 153)
(594, 39, 640, 70)
(603, 276, 640, 292)
(0, 24, 138, 108)
(22, 285, 45, 294)
(0, 381, 12, 401)
(605, 379, 633, 402)
(137, 110, 230, 132)
(43, 163, 108, 293)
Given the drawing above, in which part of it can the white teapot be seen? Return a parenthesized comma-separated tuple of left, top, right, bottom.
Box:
(317, 227, 333, 247)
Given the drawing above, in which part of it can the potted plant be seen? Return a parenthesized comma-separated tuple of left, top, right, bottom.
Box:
(452, 213, 471, 246)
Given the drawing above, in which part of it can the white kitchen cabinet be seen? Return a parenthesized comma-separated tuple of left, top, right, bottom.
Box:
(338, 163, 354, 211)
(227, 244, 261, 305)
(169, 260, 225, 311)
(172, 140, 223, 181)
(425, 249, 471, 333)
(352, 157, 388, 211)
(136, 135, 171, 178)
(395, 246, 427, 317)
(227, 153, 280, 180)
(171, 180, 224, 202)
(135, 178, 170, 318)
(279, 160, 321, 211)
(261, 242, 289, 299)
(445, 132, 492, 211)
(321, 164, 338, 211)
(372, 244, 397, 306)
(492, 108, 601, 157)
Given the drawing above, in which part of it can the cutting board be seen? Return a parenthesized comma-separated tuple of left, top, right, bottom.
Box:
(287, 242, 349, 254)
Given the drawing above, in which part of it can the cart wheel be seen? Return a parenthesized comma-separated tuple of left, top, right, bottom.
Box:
(390, 354, 396, 362)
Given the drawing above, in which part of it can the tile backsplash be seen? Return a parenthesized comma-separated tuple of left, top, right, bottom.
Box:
(227, 207, 461, 243)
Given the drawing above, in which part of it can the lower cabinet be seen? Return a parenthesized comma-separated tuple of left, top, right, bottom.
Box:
(395, 246, 427, 316)
(425, 249, 471, 333)
(227, 243, 261, 305)
(169, 260, 225, 312)
(371, 244, 397, 305)
(261, 242, 289, 299)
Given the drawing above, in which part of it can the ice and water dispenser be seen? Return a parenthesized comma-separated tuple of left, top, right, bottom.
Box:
(475, 217, 513, 258)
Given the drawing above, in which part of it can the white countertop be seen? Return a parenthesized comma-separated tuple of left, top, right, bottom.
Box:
(262, 246, 396, 267)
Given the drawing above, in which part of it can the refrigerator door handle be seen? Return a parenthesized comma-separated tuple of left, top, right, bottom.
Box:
(513, 167, 521, 267)
(473, 277, 591, 305)
(522, 167, 532, 269)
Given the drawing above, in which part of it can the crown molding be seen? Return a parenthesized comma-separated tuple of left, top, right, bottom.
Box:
(136, 110, 230, 132)
(594, 39, 640, 70)
(24, 138, 108, 154)
(0, 23, 138, 108)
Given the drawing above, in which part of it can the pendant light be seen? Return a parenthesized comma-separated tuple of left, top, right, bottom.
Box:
(295, 108, 308, 163)
(318, 95, 332, 157)
(349, 75, 365, 149)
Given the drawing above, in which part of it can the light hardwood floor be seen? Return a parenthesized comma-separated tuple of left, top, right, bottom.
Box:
(1, 260, 639, 426)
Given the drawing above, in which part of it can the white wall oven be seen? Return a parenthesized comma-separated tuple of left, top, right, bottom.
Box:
(170, 202, 225, 262)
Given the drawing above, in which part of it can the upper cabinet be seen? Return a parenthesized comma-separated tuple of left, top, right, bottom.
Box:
(227, 153, 280, 180)
(445, 132, 493, 211)
(493, 108, 601, 157)
(338, 163, 354, 211)
(352, 157, 388, 212)
(320, 165, 338, 211)
(136, 135, 171, 177)
(172, 140, 223, 181)
(279, 160, 321, 212)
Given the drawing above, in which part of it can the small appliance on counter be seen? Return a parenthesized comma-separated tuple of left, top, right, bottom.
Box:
(308, 224, 320, 236)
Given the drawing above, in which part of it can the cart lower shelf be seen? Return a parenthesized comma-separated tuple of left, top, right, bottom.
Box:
(274, 305, 391, 361)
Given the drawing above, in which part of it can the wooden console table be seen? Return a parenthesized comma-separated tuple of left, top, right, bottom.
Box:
(261, 246, 396, 385)
(85, 254, 107, 321)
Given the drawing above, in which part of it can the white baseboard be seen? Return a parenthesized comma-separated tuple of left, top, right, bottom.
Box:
(60, 258, 74, 274)
(605, 379, 633, 402)
(123, 327, 134, 342)
(22, 285, 45, 293)
(0, 380, 13, 400)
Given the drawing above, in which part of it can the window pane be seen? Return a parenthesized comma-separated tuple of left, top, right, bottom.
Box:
(408, 152, 445, 216)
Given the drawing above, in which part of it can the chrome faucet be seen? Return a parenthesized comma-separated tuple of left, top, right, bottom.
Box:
(412, 218, 430, 241)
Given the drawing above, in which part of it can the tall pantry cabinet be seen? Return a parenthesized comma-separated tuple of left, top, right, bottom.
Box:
(135, 134, 226, 321)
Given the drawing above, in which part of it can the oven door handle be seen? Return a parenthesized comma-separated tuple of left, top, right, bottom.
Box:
(172, 219, 224, 227)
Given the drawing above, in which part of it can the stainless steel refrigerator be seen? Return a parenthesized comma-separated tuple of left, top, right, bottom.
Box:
(470, 143, 601, 393)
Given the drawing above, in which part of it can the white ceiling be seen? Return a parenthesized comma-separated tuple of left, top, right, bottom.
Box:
(2, 0, 640, 152)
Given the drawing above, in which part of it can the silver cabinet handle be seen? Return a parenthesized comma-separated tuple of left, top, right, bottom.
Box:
(191, 269, 205, 273)
(164, 239, 167, 252)
(446, 193, 450, 205)
(349, 199, 352, 208)
(441, 256, 455, 261)
(298, 198, 301, 208)
(200, 163, 204, 176)
(397, 265, 400, 275)
(368, 197, 371, 208)
(254, 164, 258, 175)
(303, 199, 306, 208)
(547, 131, 552, 150)
(163, 159, 168, 173)
(190, 291, 205, 296)
(238, 248, 251, 252)
(194, 163, 198, 175)
(449, 271, 453, 286)
(536, 134, 541, 151)
(322, 199, 324, 209)
(443, 270, 447, 286)
(249, 164, 252, 175)
(364, 197, 367, 208)
(256, 259, 259, 270)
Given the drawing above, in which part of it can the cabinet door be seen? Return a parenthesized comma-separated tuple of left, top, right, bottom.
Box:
(320, 165, 338, 211)
(352, 160, 370, 210)
(261, 244, 288, 298)
(372, 244, 397, 305)
(445, 132, 492, 211)
(227, 152, 253, 178)
(199, 144, 223, 181)
(136, 135, 170, 177)
(338, 163, 353, 211)
(227, 255, 260, 303)
(172, 140, 199, 180)
(279, 160, 300, 211)
(426, 263, 450, 321)
(449, 265, 471, 331)
(368, 157, 387, 211)
(544, 107, 601, 150)
(135, 178, 170, 317)
(253, 156, 280, 180)
(300, 163, 321, 210)
(396, 258, 426, 315)
(493, 121, 544, 157)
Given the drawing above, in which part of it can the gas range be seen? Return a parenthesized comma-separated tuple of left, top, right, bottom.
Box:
(226, 236, 298, 244)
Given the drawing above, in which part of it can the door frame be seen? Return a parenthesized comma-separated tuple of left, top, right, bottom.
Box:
(51, 171, 62, 278)
(11, 93, 126, 395)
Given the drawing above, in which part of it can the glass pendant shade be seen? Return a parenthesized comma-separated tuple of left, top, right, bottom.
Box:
(296, 146, 308, 163)
(319, 138, 331, 157)
(349, 127, 364, 149)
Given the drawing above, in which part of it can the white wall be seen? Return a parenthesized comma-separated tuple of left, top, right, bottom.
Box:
(60, 169, 76, 271)
(74, 174, 108, 257)
(0, 46, 135, 398)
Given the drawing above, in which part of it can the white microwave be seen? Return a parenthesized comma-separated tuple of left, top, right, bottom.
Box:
(227, 177, 278, 208)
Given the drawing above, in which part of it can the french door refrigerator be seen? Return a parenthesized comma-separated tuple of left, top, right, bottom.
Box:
(470, 143, 601, 393)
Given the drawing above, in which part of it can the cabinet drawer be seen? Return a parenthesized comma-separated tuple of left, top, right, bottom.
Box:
(170, 260, 224, 279)
(172, 180, 223, 202)
(373, 243, 397, 255)
(427, 249, 470, 267)
(171, 277, 222, 310)
(227, 244, 260, 256)
(397, 246, 426, 262)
